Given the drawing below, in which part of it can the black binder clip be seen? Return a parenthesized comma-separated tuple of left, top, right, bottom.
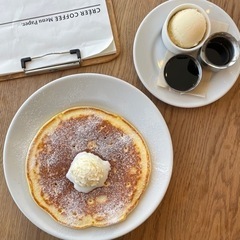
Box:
(21, 49, 81, 74)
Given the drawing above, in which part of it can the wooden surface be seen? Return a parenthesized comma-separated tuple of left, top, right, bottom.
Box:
(1, 0, 239, 239)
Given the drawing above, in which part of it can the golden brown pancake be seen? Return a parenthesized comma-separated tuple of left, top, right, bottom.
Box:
(26, 107, 151, 229)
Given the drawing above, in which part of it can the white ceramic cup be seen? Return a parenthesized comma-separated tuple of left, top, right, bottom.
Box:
(162, 3, 211, 54)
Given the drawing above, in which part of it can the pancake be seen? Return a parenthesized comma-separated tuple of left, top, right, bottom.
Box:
(26, 107, 151, 229)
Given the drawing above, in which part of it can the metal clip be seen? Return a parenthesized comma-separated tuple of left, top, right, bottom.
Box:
(21, 49, 81, 74)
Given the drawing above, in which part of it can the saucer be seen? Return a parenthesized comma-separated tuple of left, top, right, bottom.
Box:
(133, 0, 240, 108)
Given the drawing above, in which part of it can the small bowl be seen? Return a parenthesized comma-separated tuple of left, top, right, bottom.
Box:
(162, 3, 211, 54)
(164, 54, 202, 93)
(198, 32, 240, 72)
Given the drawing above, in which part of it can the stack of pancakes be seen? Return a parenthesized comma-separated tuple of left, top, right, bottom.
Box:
(26, 107, 151, 228)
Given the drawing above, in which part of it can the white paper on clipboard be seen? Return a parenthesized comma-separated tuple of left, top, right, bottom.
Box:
(0, 0, 116, 75)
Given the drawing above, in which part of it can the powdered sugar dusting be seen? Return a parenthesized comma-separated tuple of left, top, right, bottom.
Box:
(30, 109, 145, 226)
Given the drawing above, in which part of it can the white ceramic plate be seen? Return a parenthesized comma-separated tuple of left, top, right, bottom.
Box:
(3, 74, 173, 240)
(133, 0, 240, 108)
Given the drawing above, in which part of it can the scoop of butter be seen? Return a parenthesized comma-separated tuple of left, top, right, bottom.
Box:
(66, 152, 111, 193)
(168, 8, 207, 48)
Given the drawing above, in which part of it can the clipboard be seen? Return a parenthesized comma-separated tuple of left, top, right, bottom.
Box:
(0, 0, 120, 81)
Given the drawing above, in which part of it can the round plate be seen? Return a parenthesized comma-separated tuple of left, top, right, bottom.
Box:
(3, 74, 173, 240)
(133, 0, 240, 108)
